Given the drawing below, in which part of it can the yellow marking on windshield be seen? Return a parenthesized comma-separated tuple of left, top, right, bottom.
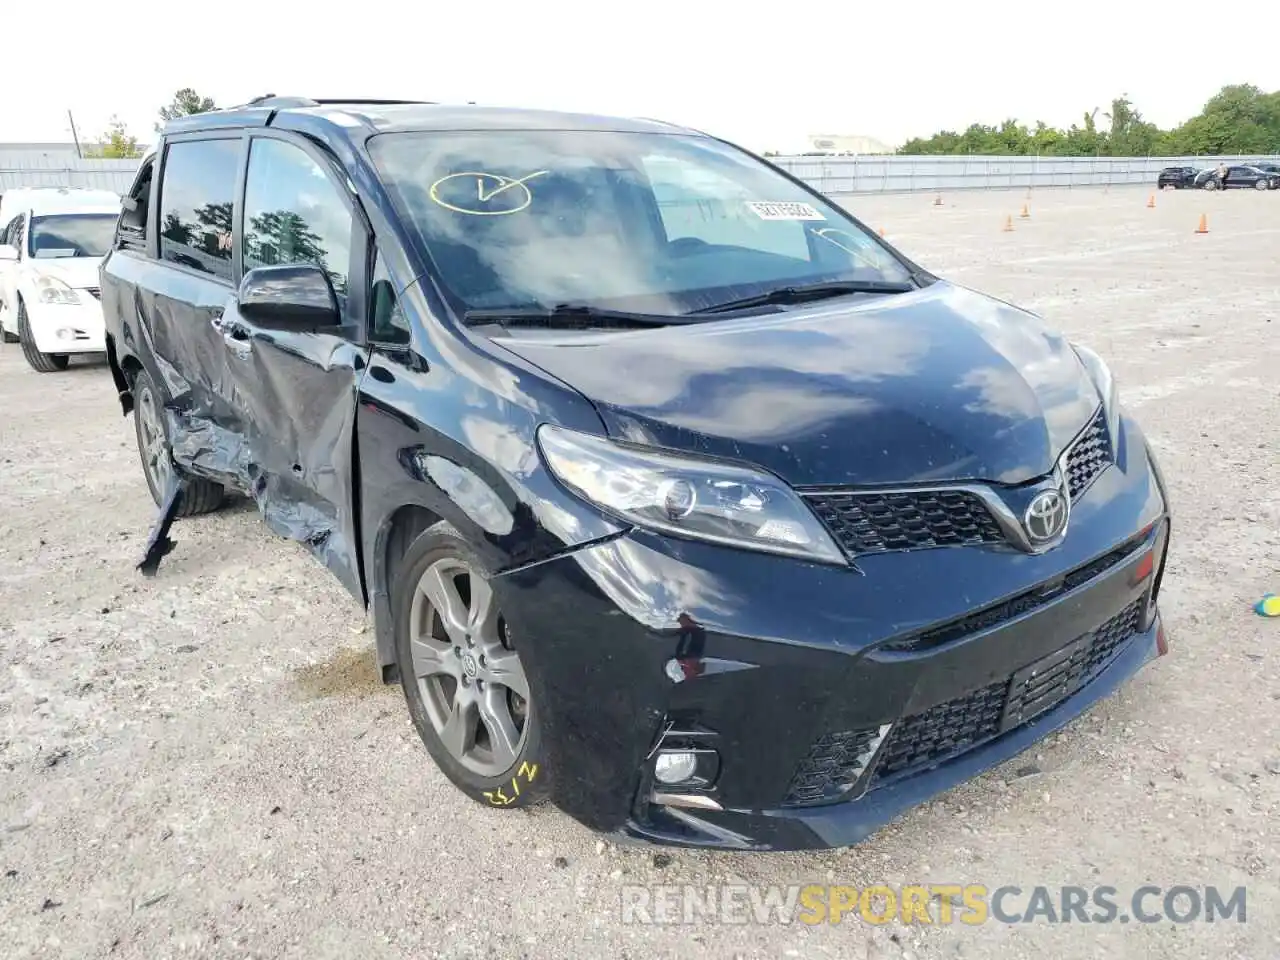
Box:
(429, 170, 549, 216)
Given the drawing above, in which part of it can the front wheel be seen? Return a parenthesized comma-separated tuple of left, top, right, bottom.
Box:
(1203, 179, 1218, 190)
(394, 522, 548, 810)
(16, 301, 68, 372)
(131, 367, 225, 515)
(1255, 179, 1269, 190)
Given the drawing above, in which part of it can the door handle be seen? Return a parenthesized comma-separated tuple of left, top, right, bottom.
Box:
(214, 317, 252, 356)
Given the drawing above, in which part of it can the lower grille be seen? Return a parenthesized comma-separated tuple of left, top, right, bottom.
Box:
(873, 681, 1007, 782)
(782, 600, 1144, 805)
(783, 728, 888, 806)
(806, 489, 1005, 556)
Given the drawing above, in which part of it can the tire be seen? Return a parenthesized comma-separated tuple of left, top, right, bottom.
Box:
(131, 367, 225, 516)
(1255, 179, 1268, 190)
(394, 521, 549, 810)
(1203, 179, 1218, 190)
(16, 301, 69, 372)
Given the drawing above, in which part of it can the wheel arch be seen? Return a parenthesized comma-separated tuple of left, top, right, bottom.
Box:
(372, 503, 445, 684)
(105, 332, 140, 415)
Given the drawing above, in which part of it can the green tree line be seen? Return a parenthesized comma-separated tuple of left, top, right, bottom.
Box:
(899, 85, 1280, 157)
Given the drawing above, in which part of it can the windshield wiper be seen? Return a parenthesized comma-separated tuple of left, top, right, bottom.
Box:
(462, 303, 694, 329)
(690, 279, 916, 315)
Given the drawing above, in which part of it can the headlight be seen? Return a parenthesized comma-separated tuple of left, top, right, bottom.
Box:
(34, 275, 80, 306)
(536, 424, 846, 564)
(1071, 342, 1121, 438)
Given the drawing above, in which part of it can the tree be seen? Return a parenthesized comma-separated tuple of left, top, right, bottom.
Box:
(157, 88, 217, 131)
(85, 117, 143, 159)
(898, 84, 1280, 157)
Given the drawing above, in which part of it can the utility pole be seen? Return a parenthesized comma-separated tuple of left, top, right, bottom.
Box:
(67, 110, 83, 158)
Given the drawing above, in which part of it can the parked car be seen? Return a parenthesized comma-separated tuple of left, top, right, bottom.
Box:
(99, 96, 1172, 851)
(1193, 165, 1280, 189)
(1156, 165, 1199, 189)
(0, 187, 122, 371)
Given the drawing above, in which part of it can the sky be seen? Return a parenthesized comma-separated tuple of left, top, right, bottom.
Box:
(2, 0, 1276, 153)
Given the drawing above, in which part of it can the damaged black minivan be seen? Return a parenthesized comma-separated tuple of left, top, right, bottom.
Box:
(101, 96, 1172, 851)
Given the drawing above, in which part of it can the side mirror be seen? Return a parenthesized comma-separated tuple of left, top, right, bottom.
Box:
(0, 244, 18, 262)
(237, 264, 340, 330)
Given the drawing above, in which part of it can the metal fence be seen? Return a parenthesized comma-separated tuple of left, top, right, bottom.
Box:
(3, 151, 1278, 199)
(770, 154, 1279, 195)
(0, 152, 141, 194)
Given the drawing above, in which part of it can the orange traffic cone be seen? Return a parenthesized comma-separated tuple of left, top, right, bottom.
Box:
(1020, 203, 1030, 219)
(934, 194, 943, 207)
(1147, 194, 1156, 208)
(1002, 214, 1014, 232)
(1195, 213, 1209, 234)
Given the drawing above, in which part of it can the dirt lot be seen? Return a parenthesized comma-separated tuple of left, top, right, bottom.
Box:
(1, 185, 1277, 959)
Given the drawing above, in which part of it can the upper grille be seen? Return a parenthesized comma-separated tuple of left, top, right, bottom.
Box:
(1064, 407, 1112, 499)
(83, 287, 101, 300)
(807, 489, 1005, 556)
(781, 600, 1144, 804)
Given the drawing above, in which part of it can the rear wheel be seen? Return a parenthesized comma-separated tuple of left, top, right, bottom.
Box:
(131, 368, 225, 516)
(17, 301, 69, 372)
(394, 522, 548, 809)
(1255, 179, 1268, 190)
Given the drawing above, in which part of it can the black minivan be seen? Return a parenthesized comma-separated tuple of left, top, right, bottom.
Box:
(101, 96, 1172, 851)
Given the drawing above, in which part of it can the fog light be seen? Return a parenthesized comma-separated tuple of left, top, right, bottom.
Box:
(654, 750, 699, 785)
(56, 327, 74, 341)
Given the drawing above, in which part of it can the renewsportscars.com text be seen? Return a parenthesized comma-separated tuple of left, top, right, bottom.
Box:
(620, 883, 1247, 926)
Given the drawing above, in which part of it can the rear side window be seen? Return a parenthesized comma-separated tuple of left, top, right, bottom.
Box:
(159, 139, 240, 281)
(242, 137, 352, 299)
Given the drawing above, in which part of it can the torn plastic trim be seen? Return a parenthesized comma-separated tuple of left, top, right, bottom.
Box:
(137, 468, 183, 577)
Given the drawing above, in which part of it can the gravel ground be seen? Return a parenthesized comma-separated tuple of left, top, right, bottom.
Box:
(1, 185, 1277, 959)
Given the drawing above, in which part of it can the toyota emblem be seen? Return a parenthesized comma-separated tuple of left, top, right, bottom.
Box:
(1024, 488, 1069, 542)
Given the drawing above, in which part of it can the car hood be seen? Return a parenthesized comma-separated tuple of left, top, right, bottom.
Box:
(24, 256, 104, 289)
(498, 281, 1102, 487)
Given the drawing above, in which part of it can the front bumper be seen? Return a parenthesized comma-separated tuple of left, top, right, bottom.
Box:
(25, 295, 106, 354)
(498, 413, 1171, 851)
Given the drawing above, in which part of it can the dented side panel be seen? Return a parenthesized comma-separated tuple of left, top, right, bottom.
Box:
(214, 313, 369, 602)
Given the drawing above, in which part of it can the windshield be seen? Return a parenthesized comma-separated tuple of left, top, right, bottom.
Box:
(28, 214, 116, 259)
(368, 130, 914, 316)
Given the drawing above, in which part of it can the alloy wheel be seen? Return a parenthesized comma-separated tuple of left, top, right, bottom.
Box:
(135, 383, 172, 495)
(409, 557, 530, 777)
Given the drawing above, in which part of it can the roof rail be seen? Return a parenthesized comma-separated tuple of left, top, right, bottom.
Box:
(312, 98, 436, 106)
(237, 95, 434, 109)
(241, 94, 319, 109)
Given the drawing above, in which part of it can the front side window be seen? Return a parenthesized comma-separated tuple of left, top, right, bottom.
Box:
(368, 130, 912, 316)
(159, 138, 240, 280)
(242, 137, 352, 299)
(27, 214, 117, 259)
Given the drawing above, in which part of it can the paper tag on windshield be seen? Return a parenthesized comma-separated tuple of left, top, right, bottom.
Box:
(746, 201, 825, 221)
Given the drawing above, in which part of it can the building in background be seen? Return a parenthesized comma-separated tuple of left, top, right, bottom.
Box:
(805, 133, 895, 156)
(1, 143, 136, 194)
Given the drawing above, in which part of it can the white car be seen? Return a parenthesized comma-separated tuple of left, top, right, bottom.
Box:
(0, 187, 122, 372)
